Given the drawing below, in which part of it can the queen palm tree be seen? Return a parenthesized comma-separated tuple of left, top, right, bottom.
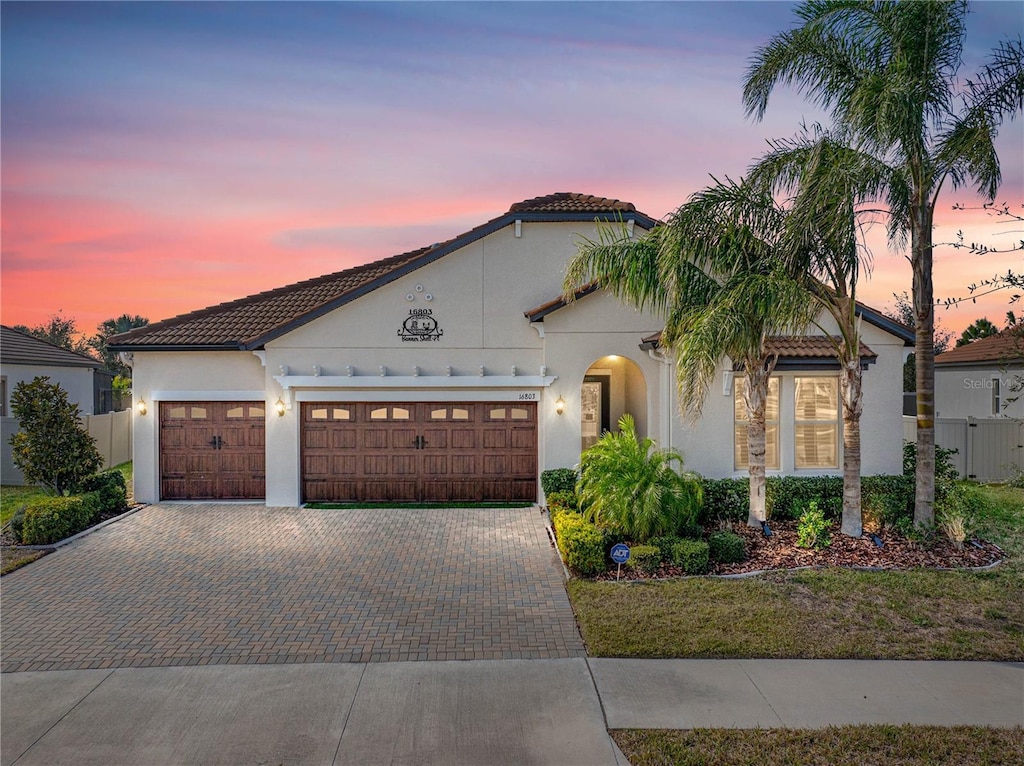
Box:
(743, 0, 1024, 527)
(565, 179, 815, 527)
(749, 127, 894, 537)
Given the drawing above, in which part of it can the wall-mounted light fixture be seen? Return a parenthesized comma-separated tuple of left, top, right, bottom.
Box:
(274, 399, 286, 417)
(555, 395, 566, 415)
(135, 399, 147, 416)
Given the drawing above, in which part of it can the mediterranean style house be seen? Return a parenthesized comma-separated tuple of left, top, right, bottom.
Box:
(109, 193, 913, 507)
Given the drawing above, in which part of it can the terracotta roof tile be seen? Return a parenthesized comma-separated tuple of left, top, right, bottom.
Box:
(936, 329, 1024, 365)
(109, 193, 657, 351)
(508, 193, 636, 214)
(523, 282, 600, 321)
(639, 331, 876, 359)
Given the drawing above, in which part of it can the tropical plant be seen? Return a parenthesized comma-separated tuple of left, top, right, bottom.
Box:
(576, 414, 702, 542)
(956, 317, 1000, 347)
(9, 376, 103, 496)
(748, 127, 881, 536)
(744, 0, 1024, 528)
(92, 314, 149, 377)
(796, 500, 831, 550)
(566, 179, 815, 528)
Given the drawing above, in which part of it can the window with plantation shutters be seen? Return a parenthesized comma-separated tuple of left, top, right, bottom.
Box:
(794, 377, 839, 469)
(734, 377, 780, 470)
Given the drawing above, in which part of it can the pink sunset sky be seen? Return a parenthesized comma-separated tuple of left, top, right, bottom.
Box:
(2, 1, 1022, 339)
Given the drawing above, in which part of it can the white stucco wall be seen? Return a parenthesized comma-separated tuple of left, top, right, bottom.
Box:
(129, 351, 267, 503)
(2, 363, 96, 416)
(936, 365, 1024, 420)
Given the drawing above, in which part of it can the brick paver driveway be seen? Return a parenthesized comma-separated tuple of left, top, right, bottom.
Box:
(1, 505, 584, 672)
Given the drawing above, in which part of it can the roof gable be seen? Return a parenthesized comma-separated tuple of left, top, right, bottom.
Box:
(0, 325, 102, 368)
(109, 193, 657, 351)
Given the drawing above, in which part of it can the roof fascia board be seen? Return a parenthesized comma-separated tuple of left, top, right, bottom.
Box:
(855, 304, 914, 344)
(106, 343, 242, 353)
(525, 283, 603, 322)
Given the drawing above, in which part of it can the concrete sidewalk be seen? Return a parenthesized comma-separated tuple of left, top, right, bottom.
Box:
(2, 659, 1021, 766)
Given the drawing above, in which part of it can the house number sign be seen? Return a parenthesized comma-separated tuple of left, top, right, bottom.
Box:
(398, 308, 444, 342)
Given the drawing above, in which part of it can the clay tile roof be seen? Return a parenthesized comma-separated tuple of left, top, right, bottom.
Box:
(638, 330, 876, 359)
(108, 245, 434, 350)
(936, 328, 1024, 365)
(508, 193, 636, 214)
(523, 282, 601, 322)
(765, 335, 876, 359)
(109, 194, 658, 351)
(0, 325, 102, 368)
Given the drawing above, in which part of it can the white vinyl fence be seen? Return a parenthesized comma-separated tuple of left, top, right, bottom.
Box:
(1, 410, 132, 486)
(903, 416, 1024, 482)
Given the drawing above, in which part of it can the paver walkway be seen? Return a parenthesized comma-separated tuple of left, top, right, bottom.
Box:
(0, 504, 584, 672)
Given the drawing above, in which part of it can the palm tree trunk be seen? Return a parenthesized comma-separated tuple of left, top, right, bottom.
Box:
(839, 355, 863, 537)
(912, 206, 936, 528)
(744, 363, 770, 527)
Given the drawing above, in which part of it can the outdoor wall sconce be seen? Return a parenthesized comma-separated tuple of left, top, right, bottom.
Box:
(135, 399, 147, 416)
(274, 399, 286, 417)
(555, 396, 566, 415)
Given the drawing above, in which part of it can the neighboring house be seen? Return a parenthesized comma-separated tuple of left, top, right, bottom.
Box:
(1, 324, 113, 484)
(935, 329, 1024, 420)
(109, 193, 913, 507)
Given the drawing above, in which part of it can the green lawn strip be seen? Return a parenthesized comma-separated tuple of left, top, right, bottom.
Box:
(0, 485, 49, 525)
(612, 726, 1024, 766)
(570, 485, 1024, 660)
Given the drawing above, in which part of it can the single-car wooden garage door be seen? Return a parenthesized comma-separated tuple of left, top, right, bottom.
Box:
(160, 402, 266, 500)
(301, 402, 537, 503)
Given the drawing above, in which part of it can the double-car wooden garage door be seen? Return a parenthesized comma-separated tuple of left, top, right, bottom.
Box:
(158, 400, 538, 502)
(301, 402, 538, 503)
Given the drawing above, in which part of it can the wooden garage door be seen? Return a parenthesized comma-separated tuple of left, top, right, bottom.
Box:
(301, 402, 537, 503)
(160, 402, 266, 500)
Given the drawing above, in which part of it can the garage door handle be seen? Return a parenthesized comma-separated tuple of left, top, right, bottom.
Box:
(209, 436, 223, 450)
(411, 435, 429, 450)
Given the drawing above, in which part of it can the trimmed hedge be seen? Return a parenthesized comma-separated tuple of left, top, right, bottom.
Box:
(81, 469, 129, 521)
(627, 544, 661, 575)
(541, 468, 578, 496)
(20, 495, 96, 545)
(670, 538, 710, 574)
(552, 510, 605, 576)
(707, 530, 746, 564)
(545, 490, 579, 513)
(700, 475, 914, 525)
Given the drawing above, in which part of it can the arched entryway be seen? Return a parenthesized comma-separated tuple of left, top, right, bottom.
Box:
(581, 355, 647, 450)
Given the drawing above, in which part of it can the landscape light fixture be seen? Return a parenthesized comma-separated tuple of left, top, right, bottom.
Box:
(555, 396, 565, 415)
(275, 399, 286, 417)
(135, 399, 147, 416)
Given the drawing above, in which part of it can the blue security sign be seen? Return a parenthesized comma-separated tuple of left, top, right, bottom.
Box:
(610, 543, 631, 564)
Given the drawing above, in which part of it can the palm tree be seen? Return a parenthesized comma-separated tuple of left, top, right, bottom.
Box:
(565, 179, 815, 527)
(956, 317, 1000, 347)
(743, 0, 1024, 527)
(577, 414, 702, 542)
(92, 314, 149, 377)
(749, 127, 892, 537)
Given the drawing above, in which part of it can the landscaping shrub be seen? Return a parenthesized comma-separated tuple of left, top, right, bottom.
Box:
(699, 477, 749, 524)
(707, 530, 746, 564)
(903, 441, 961, 482)
(541, 468, 578, 496)
(9, 376, 103, 496)
(796, 501, 831, 549)
(626, 544, 661, 575)
(670, 538, 709, 574)
(81, 469, 129, 521)
(578, 414, 702, 542)
(766, 476, 843, 520)
(649, 535, 683, 562)
(935, 483, 989, 549)
(552, 511, 605, 576)
(862, 474, 914, 531)
(545, 490, 579, 513)
(9, 507, 26, 541)
(20, 495, 96, 545)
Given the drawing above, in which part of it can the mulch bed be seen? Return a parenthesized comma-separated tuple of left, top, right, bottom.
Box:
(592, 520, 1005, 581)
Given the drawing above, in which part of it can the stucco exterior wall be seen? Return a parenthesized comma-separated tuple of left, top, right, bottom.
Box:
(936, 365, 1024, 420)
(2, 363, 97, 416)
(130, 351, 266, 503)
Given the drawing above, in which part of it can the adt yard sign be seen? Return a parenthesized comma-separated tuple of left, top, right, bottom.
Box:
(610, 543, 630, 581)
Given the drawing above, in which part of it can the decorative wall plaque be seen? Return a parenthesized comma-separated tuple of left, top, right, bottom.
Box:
(398, 308, 444, 342)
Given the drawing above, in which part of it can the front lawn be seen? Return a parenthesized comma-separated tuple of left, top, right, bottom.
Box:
(612, 725, 1024, 766)
(569, 484, 1024, 660)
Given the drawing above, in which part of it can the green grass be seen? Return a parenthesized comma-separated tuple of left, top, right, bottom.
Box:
(612, 725, 1024, 766)
(0, 485, 49, 525)
(569, 484, 1024, 660)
